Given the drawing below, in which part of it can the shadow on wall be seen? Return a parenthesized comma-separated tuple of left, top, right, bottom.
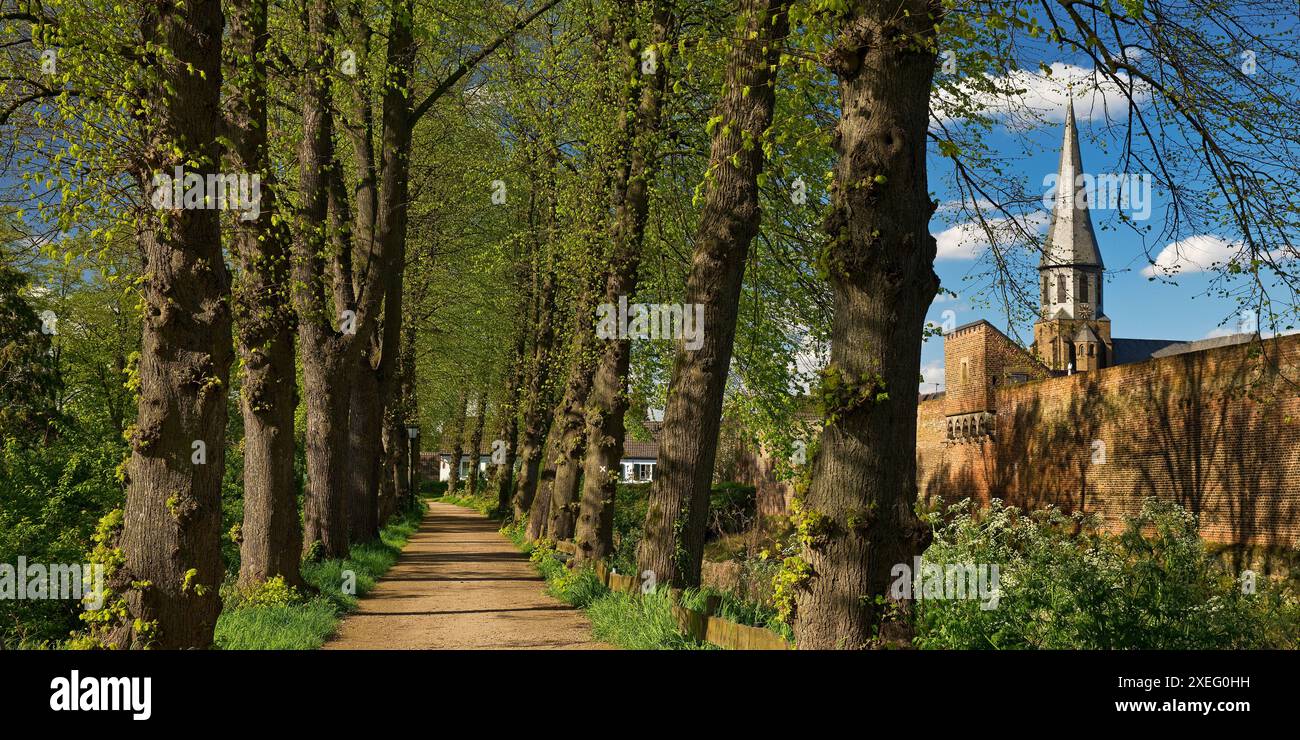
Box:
(922, 340, 1300, 573)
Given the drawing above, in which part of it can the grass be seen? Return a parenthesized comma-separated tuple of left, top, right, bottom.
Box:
(489, 514, 713, 649)
(437, 490, 499, 516)
(679, 585, 794, 642)
(213, 498, 426, 650)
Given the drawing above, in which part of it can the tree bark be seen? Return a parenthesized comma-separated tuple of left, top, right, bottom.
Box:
(369, 0, 417, 526)
(118, 0, 230, 648)
(447, 390, 468, 495)
(385, 319, 418, 516)
(544, 278, 600, 541)
(512, 267, 558, 521)
(294, 0, 387, 561)
(574, 0, 674, 564)
(227, 0, 304, 589)
(347, 339, 382, 543)
(466, 389, 488, 496)
(493, 319, 527, 515)
(525, 428, 558, 540)
(791, 0, 940, 649)
(637, 0, 791, 589)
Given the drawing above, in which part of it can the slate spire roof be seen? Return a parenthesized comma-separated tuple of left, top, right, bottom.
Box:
(1041, 98, 1104, 271)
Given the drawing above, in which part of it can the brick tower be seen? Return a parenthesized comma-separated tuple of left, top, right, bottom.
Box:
(1033, 99, 1112, 373)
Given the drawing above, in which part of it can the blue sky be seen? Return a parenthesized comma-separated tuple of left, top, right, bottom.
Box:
(918, 67, 1266, 393)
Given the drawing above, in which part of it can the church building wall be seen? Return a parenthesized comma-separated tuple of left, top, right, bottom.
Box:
(918, 331, 1300, 552)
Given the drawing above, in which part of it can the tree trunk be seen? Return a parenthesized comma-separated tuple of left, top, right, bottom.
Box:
(385, 320, 417, 517)
(347, 341, 382, 543)
(512, 267, 558, 521)
(118, 0, 230, 648)
(791, 0, 940, 649)
(493, 320, 527, 515)
(466, 390, 488, 496)
(294, 0, 375, 561)
(637, 0, 791, 589)
(525, 428, 558, 540)
(370, 0, 417, 522)
(227, 0, 304, 589)
(545, 279, 600, 542)
(574, 0, 674, 564)
(447, 390, 468, 495)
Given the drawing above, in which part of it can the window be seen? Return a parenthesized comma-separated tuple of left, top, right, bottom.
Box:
(1041, 275, 1049, 304)
(960, 359, 970, 383)
(1078, 274, 1088, 303)
(634, 463, 654, 481)
(1089, 344, 1096, 357)
(1056, 275, 1067, 303)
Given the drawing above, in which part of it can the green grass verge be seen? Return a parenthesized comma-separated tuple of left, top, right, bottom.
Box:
(487, 514, 712, 650)
(436, 490, 498, 516)
(439, 494, 791, 649)
(214, 499, 426, 650)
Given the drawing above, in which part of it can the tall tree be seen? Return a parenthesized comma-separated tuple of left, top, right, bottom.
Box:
(226, 0, 304, 589)
(637, 0, 791, 588)
(293, 0, 377, 560)
(118, 0, 232, 647)
(574, 0, 676, 563)
(790, 0, 940, 649)
(366, 0, 569, 522)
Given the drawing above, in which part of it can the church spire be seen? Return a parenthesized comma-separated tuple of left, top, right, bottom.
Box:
(1033, 94, 1111, 373)
(1040, 97, 1103, 270)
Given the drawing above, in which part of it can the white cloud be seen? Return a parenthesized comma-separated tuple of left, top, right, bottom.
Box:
(934, 62, 1151, 125)
(1142, 235, 1242, 277)
(919, 360, 946, 393)
(933, 211, 1050, 262)
(1203, 325, 1239, 339)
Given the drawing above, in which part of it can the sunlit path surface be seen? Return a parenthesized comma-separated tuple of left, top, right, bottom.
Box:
(324, 501, 612, 650)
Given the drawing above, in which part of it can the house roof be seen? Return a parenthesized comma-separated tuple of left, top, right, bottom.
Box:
(1111, 338, 1185, 365)
(623, 440, 659, 459)
(1110, 332, 1258, 366)
(1073, 325, 1100, 343)
(1149, 332, 1258, 358)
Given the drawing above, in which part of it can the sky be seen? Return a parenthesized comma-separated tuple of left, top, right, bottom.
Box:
(917, 63, 1270, 394)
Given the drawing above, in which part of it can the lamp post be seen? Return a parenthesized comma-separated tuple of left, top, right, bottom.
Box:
(405, 425, 421, 502)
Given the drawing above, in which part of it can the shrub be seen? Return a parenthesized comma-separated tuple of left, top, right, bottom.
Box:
(708, 482, 757, 535)
(0, 429, 126, 647)
(913, 497, 1300, 649)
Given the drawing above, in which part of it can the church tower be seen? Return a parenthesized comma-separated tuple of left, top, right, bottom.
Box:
(1033, 99, 1112, 373)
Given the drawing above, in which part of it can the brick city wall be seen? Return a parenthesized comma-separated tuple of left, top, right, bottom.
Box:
(918, 332, 1300, 552)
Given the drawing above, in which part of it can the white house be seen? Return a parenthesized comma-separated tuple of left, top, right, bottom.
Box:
(425, 438, 659, 485)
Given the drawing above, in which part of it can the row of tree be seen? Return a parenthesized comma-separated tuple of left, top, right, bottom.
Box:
(3, 0, 1295, 649)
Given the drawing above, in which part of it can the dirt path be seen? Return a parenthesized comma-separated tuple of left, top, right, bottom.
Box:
(324, 501, 611, 650)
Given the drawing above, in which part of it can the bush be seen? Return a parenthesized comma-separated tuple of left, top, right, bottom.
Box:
(708, 482, 757, 535)
(609, 484, 648, 572)
(0, 428, 126, 647)
(913, 498, 1300, 649)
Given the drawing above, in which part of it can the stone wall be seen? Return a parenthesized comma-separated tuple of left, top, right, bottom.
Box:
(919, 331, 1300, 553)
